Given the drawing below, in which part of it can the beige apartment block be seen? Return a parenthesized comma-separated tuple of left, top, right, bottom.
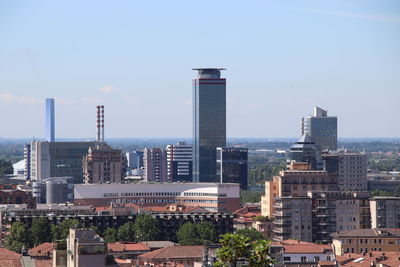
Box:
(261, 164, 337, 218)
(332, 228, 400, 255)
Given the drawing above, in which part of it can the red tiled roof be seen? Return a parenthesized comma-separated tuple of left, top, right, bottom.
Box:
(34, 259, 53, 267)
(339, 252, 400, 267)
(138, 245, 204, 260)
(107, 242, 150, 252)
(28, 242, 53, 257)
(0, 248, 22, 267)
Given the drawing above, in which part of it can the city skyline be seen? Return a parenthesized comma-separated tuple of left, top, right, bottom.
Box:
(0, 1, 399, 138)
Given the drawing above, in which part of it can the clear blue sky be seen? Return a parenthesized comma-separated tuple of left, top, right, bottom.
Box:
(0, 0, 399, 138)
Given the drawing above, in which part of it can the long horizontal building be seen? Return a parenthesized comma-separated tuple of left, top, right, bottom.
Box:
(74, 182, 240, 212)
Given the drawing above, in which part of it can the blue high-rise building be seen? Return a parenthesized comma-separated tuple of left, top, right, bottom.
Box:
(45, 98, 55, 142)
(192, 68, 226, 182)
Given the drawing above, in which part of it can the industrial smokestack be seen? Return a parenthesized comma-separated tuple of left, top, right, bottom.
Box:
(101, 105, 104, 142)
(96, 105, 101, 142)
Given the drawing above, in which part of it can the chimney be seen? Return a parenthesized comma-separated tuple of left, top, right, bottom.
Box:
(96, 105, 101, 142)
(101, 105, 104, 142)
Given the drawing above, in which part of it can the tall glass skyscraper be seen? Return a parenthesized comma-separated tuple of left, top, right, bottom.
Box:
(302, 106, 337, 152)
(45, 98, 55, 142)
(193, 68, 226, 182)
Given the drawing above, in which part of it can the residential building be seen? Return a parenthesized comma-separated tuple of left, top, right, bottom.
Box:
(143, 147, 167, 182)
(0, 205, 234, 245)
(261, 165, 337, 218)
(309, 191, 371, 243)
(0, 248, 22, 266)
(336, 251, 400, 266)
(30, 141, 95, 183)
(270, 240, 335, 267)
(73, 182, 240, 212)
(370, 196, 400, 228)
(302, 106, 337, 151)
(337, 153, 368, 191)
(126, 151, 144, 170)
(216, 147, 248, 189)
(138, 245, 204, 267)
(166, 142, 193, 182)
(287, 134, 323, 170)
(83, 143, 127, 183)
(66, 228, 106, 267)
(0, 188, 35, 208)
(45, 98, 55, 142)
(193, 68, 226, 183)
(331, 228, 400, 255)
(273, 196, 313, 242)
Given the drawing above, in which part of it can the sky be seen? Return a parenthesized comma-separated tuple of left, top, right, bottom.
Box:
(0, 0, 399, 139)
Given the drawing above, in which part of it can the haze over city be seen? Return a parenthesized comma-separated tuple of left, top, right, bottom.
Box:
(1, 0, 399, 138)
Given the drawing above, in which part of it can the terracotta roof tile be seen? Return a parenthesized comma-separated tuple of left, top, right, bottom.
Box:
(34, 259, 52, 267)
(138, 245, 204, 260)
(0, 248, 22, 267)
(28, 242, 53, 258)
(107, 242, 150, 252)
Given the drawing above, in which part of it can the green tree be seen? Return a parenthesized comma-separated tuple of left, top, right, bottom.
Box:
(104, 228, 119, 243)
(118, 222, 135, 242)
(249, 239, 274, 267)
(53, 219, 80, 241)
(4, 221, 32, 252)
(215, 233, 274, 267)
(177, 221, 217, 245)
(31, 217, 51, 246)
(0, 159, 13, 176)
(214, 233, 251, 267)
(240, 190, 262, 203)
(133, 214, 160, 242)
(235, 228, 265, 241)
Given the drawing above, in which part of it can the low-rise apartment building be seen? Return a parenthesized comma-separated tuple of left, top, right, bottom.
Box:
(332, 228, 400, 255)
(273, 196, 313, 242)
(370, 196, 400, 228)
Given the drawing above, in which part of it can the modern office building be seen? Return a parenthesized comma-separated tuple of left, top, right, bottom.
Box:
(302, 106, 337, 151)
(287, 134, 323, 170)
(216, 147, 248, 189)
(370, 196, 400, 229)
(30, 141, 95, 183)
(83, 143, 127, 184)
(143, 147, 167, 182)
(73, 182, 241, 212)
(45, 98, 55, 142)
(166, 142, 193, 182)
(192, 68, 226, 183)
(126, 151, 144, 170)
(273, 196, 313, 242)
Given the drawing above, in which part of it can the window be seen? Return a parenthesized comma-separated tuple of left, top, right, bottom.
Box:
(283, 257, 291, 262)
(301, 257, 307, 263)
(314, 256, 320, 262)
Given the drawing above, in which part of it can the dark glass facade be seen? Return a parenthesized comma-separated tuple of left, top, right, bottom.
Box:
(216, 147, 248, 189)
(193, 69, 226, 182)
(49, 142, 95, 184)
